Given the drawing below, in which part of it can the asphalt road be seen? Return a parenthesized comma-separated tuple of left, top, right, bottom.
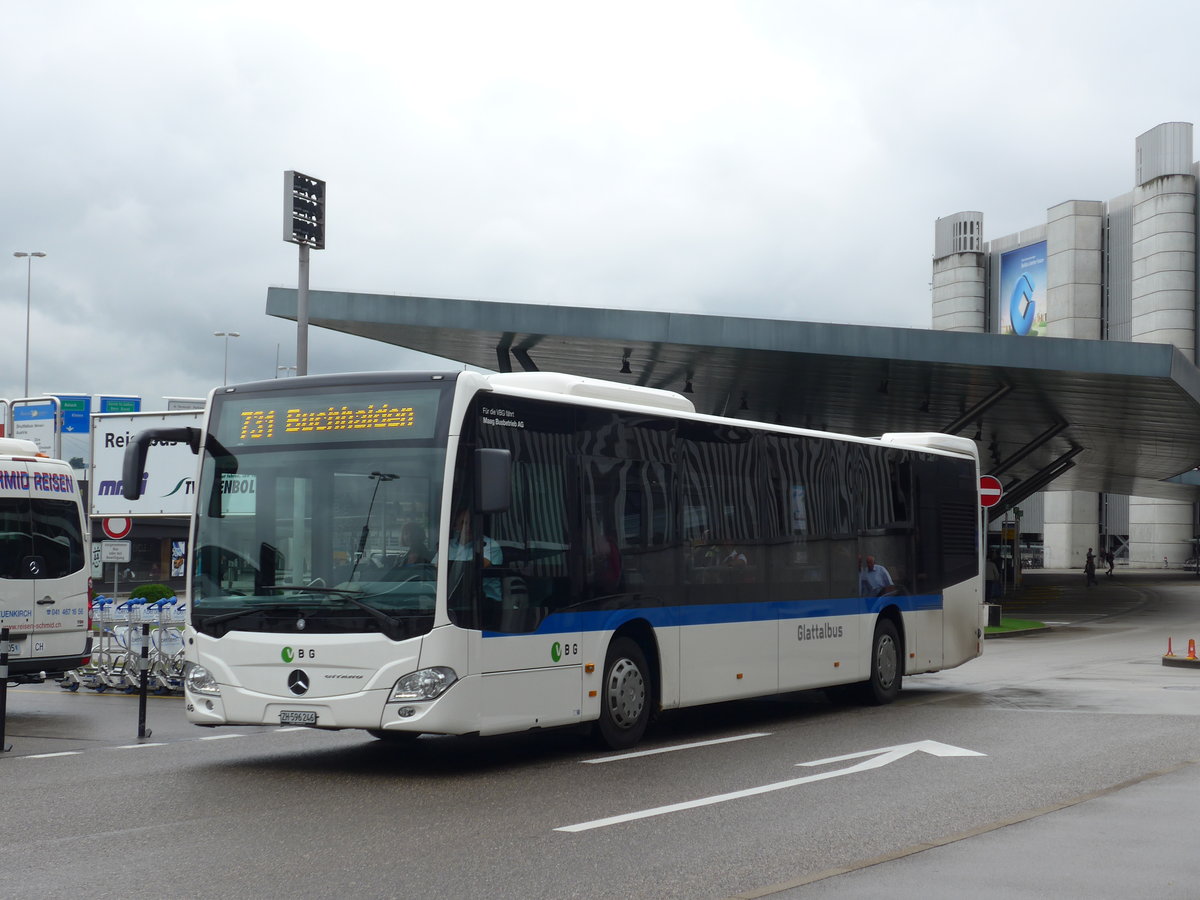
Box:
(2, 570, 1198, 899)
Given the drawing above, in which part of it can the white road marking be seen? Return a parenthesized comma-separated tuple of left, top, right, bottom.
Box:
(199, 733, 245, 740)
(581, 732, 772, 764)
(25, 751, 83, 758)
(557, 739, 984, 832)
(110, 742, 168, 749)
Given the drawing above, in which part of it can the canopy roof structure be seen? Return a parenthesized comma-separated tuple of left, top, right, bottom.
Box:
(266, 287, 1200, 519)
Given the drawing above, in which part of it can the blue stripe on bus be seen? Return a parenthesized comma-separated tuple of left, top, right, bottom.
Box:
(481, 593, 944, 638)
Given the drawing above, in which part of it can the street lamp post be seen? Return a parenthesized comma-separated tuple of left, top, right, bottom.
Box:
(213, 331, 240, 385)
(13, 251, 47, 397)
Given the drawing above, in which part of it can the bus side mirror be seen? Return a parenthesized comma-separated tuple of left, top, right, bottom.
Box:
(476, 448, 512, 514)
(121, 427, 201, 500)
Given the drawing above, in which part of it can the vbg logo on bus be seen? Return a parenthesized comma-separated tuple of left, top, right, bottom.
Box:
(551, 641, 579, 662)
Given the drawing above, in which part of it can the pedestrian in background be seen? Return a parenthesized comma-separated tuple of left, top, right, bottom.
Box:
(985, 553, 1001, 600)
(1084, 548, 1097, 587)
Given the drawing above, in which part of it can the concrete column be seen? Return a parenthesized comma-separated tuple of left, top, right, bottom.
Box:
(932, 213, 986, 332)
(1043, 490, 1099, 569)
(1131, 173, 1196, 359)
(1044, 200, 1104, 339)
(1129, 144, 1196, 565)
(1129, 496, 1193, 568)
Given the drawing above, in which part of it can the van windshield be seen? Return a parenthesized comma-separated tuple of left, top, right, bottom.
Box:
(0, 497, 85, 578)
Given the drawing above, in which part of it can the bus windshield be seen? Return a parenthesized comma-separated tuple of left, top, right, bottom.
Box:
(191, 384, 449, 639)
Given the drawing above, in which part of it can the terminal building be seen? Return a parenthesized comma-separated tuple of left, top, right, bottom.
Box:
(933, 121, 1200, 568)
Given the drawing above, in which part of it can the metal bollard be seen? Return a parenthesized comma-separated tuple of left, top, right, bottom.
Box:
(137, 622, 152, 739)
(0, 627, 12, 752)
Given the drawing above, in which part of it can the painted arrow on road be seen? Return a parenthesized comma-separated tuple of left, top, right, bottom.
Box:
(555, 739, 985, 832)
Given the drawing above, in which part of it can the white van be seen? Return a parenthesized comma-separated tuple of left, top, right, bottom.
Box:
(0, 438, 92, 682)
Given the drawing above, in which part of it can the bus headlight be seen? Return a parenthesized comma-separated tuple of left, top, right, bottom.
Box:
(389, 667, 458, 702)
(184, 662, 221, 697)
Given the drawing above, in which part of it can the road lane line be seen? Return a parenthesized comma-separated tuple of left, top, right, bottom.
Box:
(25, 751, 83, 758)
(557, 770, 844, 832)
(581, 732, 772, 764)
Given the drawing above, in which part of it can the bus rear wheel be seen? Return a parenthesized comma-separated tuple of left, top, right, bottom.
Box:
(595, 637, 650, 750)
(861, 618, 902, 705)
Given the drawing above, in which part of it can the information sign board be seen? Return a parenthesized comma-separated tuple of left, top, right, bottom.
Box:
(100, 540, 131, 563)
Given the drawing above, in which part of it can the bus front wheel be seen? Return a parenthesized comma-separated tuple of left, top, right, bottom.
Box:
(862, 618, 902, 705)
(595, 637, 650, 750)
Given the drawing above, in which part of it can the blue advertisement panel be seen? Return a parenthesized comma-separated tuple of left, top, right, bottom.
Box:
(998, 241, 1047, 336)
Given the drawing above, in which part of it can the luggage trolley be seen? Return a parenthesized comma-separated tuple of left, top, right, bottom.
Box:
(146, 597, 187, 694)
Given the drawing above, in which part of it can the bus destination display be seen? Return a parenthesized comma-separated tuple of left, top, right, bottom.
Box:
(216, 389, 441, 445)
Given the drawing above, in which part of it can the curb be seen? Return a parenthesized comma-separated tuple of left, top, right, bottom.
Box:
(985, 625, 1052, 639)
(1162, 655, 1200, 669)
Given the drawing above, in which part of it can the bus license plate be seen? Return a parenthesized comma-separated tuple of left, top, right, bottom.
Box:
(279, 710, 318, 726)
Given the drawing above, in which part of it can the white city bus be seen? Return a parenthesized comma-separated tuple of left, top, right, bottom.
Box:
(0, 438, 92, 682)
(124, 371, 984, 749)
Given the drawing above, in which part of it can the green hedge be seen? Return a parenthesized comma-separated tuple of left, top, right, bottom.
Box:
(129, 583, 176, 602)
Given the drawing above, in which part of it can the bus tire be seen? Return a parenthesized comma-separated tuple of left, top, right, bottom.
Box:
(862, 618, 902, 705)
(595, 636, 651, 750)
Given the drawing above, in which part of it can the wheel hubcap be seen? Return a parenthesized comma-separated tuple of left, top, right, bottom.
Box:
(606, 657, 645, 729)
(877, 634, 898, 688)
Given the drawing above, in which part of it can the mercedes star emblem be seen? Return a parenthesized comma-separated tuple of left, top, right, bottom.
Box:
(287, 669, 310, 695)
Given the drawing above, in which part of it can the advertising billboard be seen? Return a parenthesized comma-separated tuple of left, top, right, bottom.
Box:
(998, 241, 1047, 336)
(89, 410, 202, 517)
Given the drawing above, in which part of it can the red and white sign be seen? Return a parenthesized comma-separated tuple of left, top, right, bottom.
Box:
(101, 516, 132, 540)
(979, 475, 1004, 508)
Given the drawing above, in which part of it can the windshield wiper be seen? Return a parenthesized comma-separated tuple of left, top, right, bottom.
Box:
(262, 584, 401, 636)
(200, 602, 317, 628)
(264, 585, 365, 596)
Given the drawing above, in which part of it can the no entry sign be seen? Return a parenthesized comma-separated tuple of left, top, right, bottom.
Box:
(979, 475, 1004, 508)
(102, 517, 133, 540)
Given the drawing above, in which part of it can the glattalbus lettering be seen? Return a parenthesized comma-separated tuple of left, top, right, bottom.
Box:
(797, 621, 844, 641)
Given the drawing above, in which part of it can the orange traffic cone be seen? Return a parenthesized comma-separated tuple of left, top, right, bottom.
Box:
(1166, 637, 1176, 657)
(1189, 639, 1198, 661)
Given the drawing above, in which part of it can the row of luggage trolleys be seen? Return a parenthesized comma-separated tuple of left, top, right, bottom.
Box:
(59, 596, 187, 694)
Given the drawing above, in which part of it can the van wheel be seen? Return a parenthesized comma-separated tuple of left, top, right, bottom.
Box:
(861, 618, 902, 705)
(595, 637, 651, 750)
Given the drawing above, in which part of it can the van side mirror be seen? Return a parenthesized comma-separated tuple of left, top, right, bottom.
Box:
(475, 448, 512, 514)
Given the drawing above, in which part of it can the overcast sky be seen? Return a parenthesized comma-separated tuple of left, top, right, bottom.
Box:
(5, 0, 1200, 434)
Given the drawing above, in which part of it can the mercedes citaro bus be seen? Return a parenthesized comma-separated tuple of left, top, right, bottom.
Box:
(123, 371, 984, 749)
